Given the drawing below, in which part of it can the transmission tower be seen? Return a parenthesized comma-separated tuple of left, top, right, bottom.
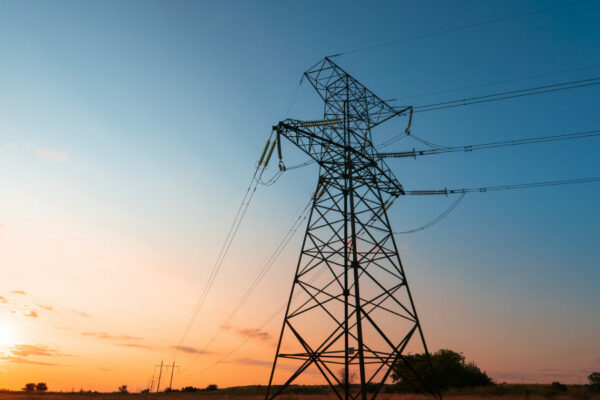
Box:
(266, 57, 439, 400)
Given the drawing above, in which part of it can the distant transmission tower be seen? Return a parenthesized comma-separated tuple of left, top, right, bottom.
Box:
(266, 57, 438, 400)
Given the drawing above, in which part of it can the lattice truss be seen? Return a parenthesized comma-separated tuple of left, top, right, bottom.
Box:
(266, 58, 436, 400)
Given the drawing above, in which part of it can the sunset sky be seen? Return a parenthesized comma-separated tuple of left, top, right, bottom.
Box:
(1, 0, 600, 392)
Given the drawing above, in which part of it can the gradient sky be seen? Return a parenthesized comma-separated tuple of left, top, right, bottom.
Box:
(1, 0, 599, 392)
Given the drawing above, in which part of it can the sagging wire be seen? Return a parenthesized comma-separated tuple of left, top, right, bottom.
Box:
(180, 194, 313, 373)
(394, 193, 466, 234)
(378, 129, 600, 159)
(172, 130, 276, 359)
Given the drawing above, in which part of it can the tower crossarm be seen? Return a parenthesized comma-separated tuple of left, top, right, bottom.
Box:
(304, 57, 411, 129)
(275, 119, 405, 196)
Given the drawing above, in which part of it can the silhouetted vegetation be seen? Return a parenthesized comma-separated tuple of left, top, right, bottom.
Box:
(589, 372, 600, 393)
(180, 386, 200, 393)
(392, 349, 493, 393)
(22, 384, 36, 392)
(35, 383, 48, 393)
(117, 385, 128, 394)
(551, 381, 568, 393)
(22, 383, 47, 392)
(205, 384, 218, 392)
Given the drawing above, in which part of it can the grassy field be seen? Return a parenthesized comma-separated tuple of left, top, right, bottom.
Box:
(1, 385, 599, 400)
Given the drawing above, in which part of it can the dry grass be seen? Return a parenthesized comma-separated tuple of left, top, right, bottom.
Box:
(0, 391, 598, 400)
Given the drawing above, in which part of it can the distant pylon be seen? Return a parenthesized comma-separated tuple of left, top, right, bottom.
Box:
(265, 57, 439, 400)
(155, 360, 164, 393)
(168, 360, 179, 390)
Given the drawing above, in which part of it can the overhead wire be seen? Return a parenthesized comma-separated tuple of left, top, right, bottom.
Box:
(377, 132, 410, 149)
(413, 76, 600, 113)
(330, 0, 594, 57)
(406, 177, 600, 196)
(259, 170, 285, 186)
(397, 64, 600, 100)
(183, 261, 331, 377)
(378, 129, 600, 159)
(394, 193, 466, 234)
(407, 133, 450, 150)
(172, 131, 276, 358)
(180, 196, 313, 371)
(172, 71, 308, 361)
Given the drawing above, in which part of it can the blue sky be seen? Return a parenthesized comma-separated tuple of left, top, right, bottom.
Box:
(1, 0, 599, 389)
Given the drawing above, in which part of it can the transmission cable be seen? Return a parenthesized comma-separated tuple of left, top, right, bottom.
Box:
(181, 262, 330, 376)
(398, 64, 600, 100)
(172, 133, 275, 358)
(180, 196, 313, 371)
(173, 75, 307, 358)
(406, 177, 600, 196)
(331, 0, 594, 57)
(378, 129, 600, 159)
(377, 132, 409, 149)
(394, 193, 466, 234)
(413, 77, 600, 113)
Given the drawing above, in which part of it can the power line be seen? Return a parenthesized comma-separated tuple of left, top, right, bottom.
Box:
(377, 132, 410, 149)
(183, 302, 287, 376)
(172, 76, 304, 366)
(377, 129, 600, 159)
(406, 177, 600, 196)
(413, 77, 600, 113)
(396, 64, 600, 100)
(182, 262, 330, 377)
(181, 197, 313, 371)
(394, 193, 466, 234)
(408, 133, 450, 150)
(331, 0, 594, 57)
(172, 133, 274, 358)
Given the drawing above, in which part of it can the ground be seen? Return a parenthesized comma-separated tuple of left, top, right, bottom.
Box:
(1, 385, 600, 400)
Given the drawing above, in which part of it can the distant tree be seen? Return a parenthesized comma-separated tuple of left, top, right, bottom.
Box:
(205, 384, 218, 391)
(35, 382, 48, 392)
(140, 389, 150, 394)
(589, 372, 600, 392)
(23, 383, 36, 392)
(118, 385, 128, 394)
(392, 349, 493, 393)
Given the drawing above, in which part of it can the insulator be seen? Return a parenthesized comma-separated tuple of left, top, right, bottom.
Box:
(258, 138, 271, 166)
(374, 198, 391, 217)
(263, 139, 277, 167)
(385, 197, 396, 211)
(405, 107, 413, 134)
(313, 178, 323, 198)
(276, 130, 282, 160)
(299, 119, 342, 128)
(316, 179, 329, 200)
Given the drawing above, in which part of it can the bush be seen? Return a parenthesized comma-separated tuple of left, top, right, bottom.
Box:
(205, 384, 218, 391)
(392, 349, 493, 393)
(140, 389, 149, 394)
(551, 381, 568, 393)
(118, 385, 128, 394)
(181, 386, 200, 393)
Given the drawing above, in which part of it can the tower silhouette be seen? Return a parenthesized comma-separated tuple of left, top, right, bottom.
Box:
(266, 58, 438, 400)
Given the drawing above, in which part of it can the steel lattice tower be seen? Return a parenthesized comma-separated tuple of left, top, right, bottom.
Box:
(266, 58, 438, 400)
